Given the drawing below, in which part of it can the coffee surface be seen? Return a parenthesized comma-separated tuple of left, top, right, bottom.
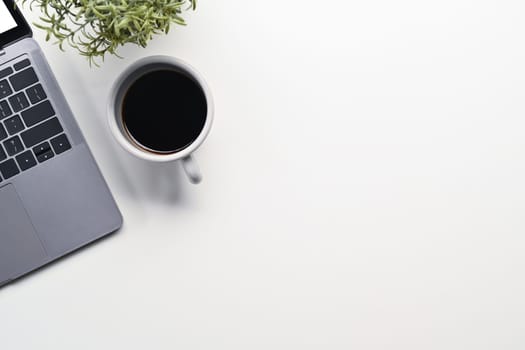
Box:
(122, 69, 207, 153)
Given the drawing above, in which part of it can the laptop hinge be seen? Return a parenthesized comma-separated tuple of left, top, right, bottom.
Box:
(0, 49, 5, 57)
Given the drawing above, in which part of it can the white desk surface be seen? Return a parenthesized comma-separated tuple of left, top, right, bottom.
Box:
(2, 1, 525, 349)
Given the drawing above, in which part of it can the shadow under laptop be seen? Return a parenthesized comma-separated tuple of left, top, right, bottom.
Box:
(0, 228, 120, 290)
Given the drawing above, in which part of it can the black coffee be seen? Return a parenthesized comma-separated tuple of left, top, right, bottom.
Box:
(122, 69, 207, 153)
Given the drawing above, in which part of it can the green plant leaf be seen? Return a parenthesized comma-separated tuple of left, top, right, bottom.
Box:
(19, 0, 196, 65)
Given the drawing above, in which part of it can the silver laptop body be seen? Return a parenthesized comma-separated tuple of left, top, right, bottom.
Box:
(0, 1, 122, 286)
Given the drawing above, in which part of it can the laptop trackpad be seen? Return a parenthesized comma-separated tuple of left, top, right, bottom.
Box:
(0, 184, 47, 282)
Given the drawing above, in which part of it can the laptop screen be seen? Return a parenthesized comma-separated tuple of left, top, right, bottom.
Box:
(0, 1, 17, 34)
(0, 0, 31, 48)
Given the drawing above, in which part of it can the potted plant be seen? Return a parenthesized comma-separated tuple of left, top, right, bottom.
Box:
(21, 0, 196, 64)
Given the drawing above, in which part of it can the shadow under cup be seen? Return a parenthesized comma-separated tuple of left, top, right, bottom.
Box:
(111, 61, 210, 157)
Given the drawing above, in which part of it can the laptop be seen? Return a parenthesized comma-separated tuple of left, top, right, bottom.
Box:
(0, 0, 122, 286)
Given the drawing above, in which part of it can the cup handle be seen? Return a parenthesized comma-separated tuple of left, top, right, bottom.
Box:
(181, 155, 202, 184)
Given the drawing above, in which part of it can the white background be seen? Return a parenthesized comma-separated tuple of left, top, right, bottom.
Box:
(0, 1, 17, 33)
(1, 1, 525, 349)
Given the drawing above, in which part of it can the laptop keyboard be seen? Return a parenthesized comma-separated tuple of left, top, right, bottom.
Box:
(0, 57, 71, 183)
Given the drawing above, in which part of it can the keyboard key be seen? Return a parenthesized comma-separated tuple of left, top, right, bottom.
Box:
(26, 84, 47, 104)
(0, 144, 6, 161)
(3, 135, 24, 156)
(21, 100, 54, 127)
(4, 115, 24, 135)
(21, 117, 63, 148)
(8, 92, 30, 112)
(0, 123, 6, 141)
(36, 149, 54, 163)
(33, 141, 51, 155)
(16, 150, 37, 171)
(50, 134, 71, 155)
(14, 59, 31, 71)
(0, 79, 12, 98)
(9, 68, 38, 92)
(0, 67, 13, 79)
(0, 159, 19, 179)
(0, 100, 12, 119)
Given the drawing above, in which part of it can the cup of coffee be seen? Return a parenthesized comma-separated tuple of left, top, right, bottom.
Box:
(108, 56, 213, 184)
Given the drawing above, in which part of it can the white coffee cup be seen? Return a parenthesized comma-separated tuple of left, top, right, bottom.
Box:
(108, 56, 213, 184)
